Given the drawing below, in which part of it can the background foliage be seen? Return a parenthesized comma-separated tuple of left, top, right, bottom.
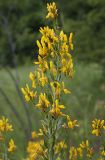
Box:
(0, 0, 105, 66)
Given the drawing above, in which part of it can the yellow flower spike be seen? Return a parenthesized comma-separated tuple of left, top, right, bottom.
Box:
(62, 81, 71, 94)
(0, 116, 13, 132)
(46, 2, 58, 19)
(50, 99, 65, 118)
(36, 93, 50, 112)
(66, 115, 78, 129)
(21, 84, 37, 102)
(69, 32, 74, 50)
(8, 139, 16, 153)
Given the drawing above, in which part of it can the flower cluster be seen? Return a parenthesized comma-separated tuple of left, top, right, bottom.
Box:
(92, 119, 105, 136)
(27, 140, 45, 160)
(0, 117, 16, 160)
(69, 140, 93, 160)
(46, 2, 58, 19)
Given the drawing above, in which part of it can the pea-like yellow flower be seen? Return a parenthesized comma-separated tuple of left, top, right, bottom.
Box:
(77, 147, 83, 157)
(50, 81, 61, 98)
(60, 31, 68, 43)
(69, 146, 78, 160)
(61, 57, 74, 78)
(50, 99, 65, 118)
(36, 93, 50, 112)
(69, 32, 74, 50)
(50, 61, 57, 76)
(37, 71, 48, 87)
(21, 84, 37, 102)
(101, 148, 105, 157)
(80, 140, 89, 149)
(37, 40, 48, 58)
(46, 2, 58, 19)
(29, 72, 37, 88)
(92, 119, 105, 136)
(66, 115, 78, 129)
(87, 147, 94, 158)
(35, 56, 49, 72)
(54, 140, 67, 154)
(80, 140, 93, 158)
(40, 26, 58, 43)
(8, 139, 16, 152)
(27, 141, 44, 160)
(62, 81, 71, 94)
(0, 117, 13, 132)
(31, 131, 39, 139)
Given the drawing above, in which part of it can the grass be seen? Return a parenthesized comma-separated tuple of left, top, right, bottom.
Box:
(0, 61, 105, 159)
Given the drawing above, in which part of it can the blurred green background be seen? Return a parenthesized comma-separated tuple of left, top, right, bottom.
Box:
(0, 0, 105, 159)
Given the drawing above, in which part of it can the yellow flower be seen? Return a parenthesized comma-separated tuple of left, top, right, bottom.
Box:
(37, 40, 48, 58)
(77, 147, 83, 157)
(8, 139, 16, 152)
(62, 81, 71, 94)
(87, 147, 93, 158)
(50, 61, 57, 77)
(50, 81, 61, 98)
(27, 141, 44, 160)
(69, 147, 78, 160)
(66, 115, 78, 129)
(92, 119, 105, 136)
(46, 2, 58, 19)
(80, 140, 89, 149)
(0, 116, 13, 132)
(50, 99, 65, 118)
(36, 93, 50, 112)
(60, 31, 67, 43)
(101, 149, 105, 157)
(34, 56, 49, 72)
(21, 84, 37, 102)
(61, 57, 74, 78)
(40, 26, 58, 43)
(37, 71, 48, 87)
(54, 140, 67, 154)
(29, 72, 36, 88)
(31, 131, 39, 139)
(69, 32, 74, 50)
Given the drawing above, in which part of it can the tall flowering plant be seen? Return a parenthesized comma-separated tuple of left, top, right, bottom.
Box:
(21, 2, 78, 160)
(21, 2, 105, 160)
